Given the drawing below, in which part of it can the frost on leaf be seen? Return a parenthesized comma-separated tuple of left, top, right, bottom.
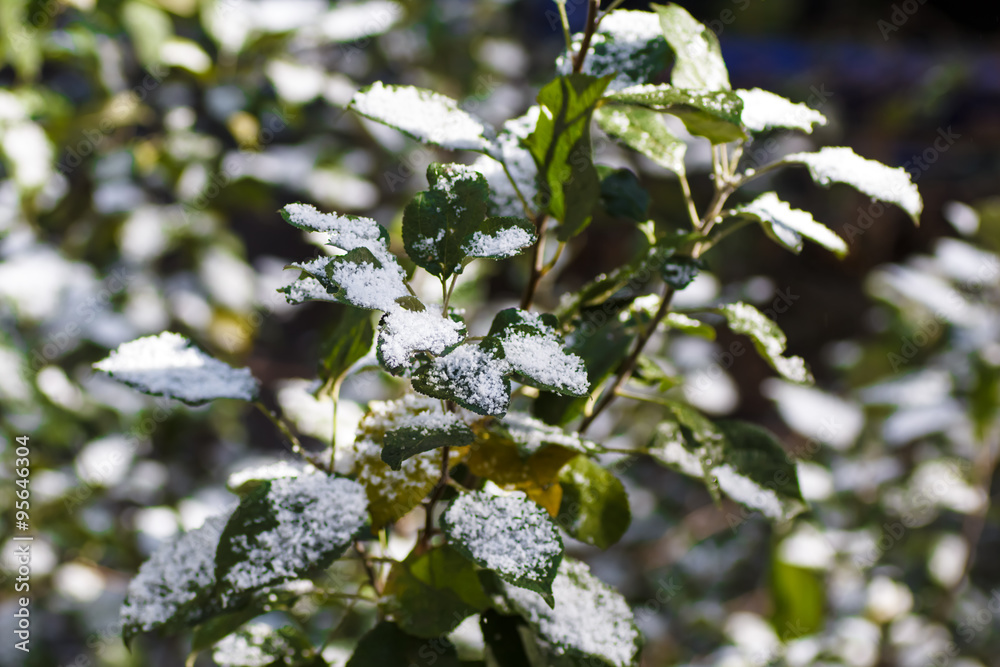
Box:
(215, 476, 368, 604)
(503, 558, 642, 667)
(736, 88, 827, 134)
(120, 514, 229, 641)
(377, 304, 466, 376)
(442, 491, 563, 600)
(226, 458, 320, 497)
(349, 82, 495, 152)
(472, 107, 539, 218)
(93, 332, 259, 405)
(783, 147, 922, 223)
(607, 84, 745, 144)
(488, 308, 589, 397)
(556, 10, 669, 92)
(412, 339, 512, 416)
(596, 105, 686, 176)
(735, 192, 848, 257)
(718, 302, 813, 384)
(347, 395, 467, 528)
(382, 407, 474, 470)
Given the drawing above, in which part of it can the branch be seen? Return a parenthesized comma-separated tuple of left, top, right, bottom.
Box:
(254, 401, 331, 473)
(519, 214, 549, 310)
(571, 0, 601, 74)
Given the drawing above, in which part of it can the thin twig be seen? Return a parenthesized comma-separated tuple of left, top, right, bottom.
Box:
(254, 401, 331, 473)
(519, 214, 549, 310)
(419, 446, 452, 551)
(353, 541, 383, 596)
(571, 0, 601, 74)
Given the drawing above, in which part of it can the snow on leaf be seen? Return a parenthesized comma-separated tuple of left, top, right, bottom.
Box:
(442, 490, 563, 600)
(488, 308, 589, 397)
(349, 82, 495, 152)
(212, 623, 313, 667)
(596, 105, 686, 176)
(462, 216, 536, 259)
(377, 305, 466, 375)
(215, 475, 368, 602)
(736, 88, 827, 134)
(382, 408, 474, 470)
(735, 192, 848, 257)
(472, 107, 539, 218)
(412, 339, 512, 417)
(501, 412, 596, 457)
(783, 146, 922, 223)
(278, 275, 339, 305)
(655, 3, 730, 91)
(93, 332, 259, 405)
(607, 84, 745, 144)
(718, 302, 813, 384)
(226, 459, 318, 497)
(503, 558, 642, 667)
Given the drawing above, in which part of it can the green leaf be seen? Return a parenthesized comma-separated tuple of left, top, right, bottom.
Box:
(664, 312, 716, 340)
(319, 306, 375, 386)
(658, 253, 703, 290)
(606, 85, 745, 144)
(596, 105, 686, 176)
(349, 82, 495, 153)
(211, 623, 325, 667)
(480, 610, 538, 667)
(462, 216, 537, 260)
(653, 3, 730, 91)
(556, 456, 631, 549)
(191, 609, 264, 654)
(382, 420, 475, 471)
(502, 559, 642, 667)
(345, 621, 463, 667)
(214, 476, 368, 604)
(717, 302, 813, 383)
(650, 412, 807, 522)
(376, 306, 467, 376)
(442, 491, 564, 603)
(771, 556, 825, 640)
(734, 192, 848, 258)
(121, 0, 173, 68)
(488, 308, 589, 397)
(597, 166, 650, 222)
(0, 0, 41, 80)
(558, 10, 670, 91)
(412, 339, 512, 417)
(403, 163, 491, 279)
(93, 332, 259, 406)
(736, 88, 827, 134)
(525, 74, 614, 240)
(383, 546, 491, 638)
(781, 146, 923, 223)
(632, 356, 682, 392)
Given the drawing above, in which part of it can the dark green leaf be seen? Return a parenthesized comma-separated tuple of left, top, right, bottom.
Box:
(191, 609, 262, 653)
(345, 621, 464, 667)
(658, 254, 703, 290)
(653, 3, 731, 91)
(525, 74, 614, 240)
(606, 86, 745, 144)
(319, 306, 375, 386)
(412, 338, 512, 416)
(598, 166, 650, 222)
(663, 313, 716, 340)
(488, 308, 589, 397)
(595, 105, 686, 176)
(403, 163, 491, 279)
(556, 456, 631, 549)
(480, 610, 538, 667)
(442, 491, 564, 603)
(382, 421, 475, 471)
(383, 546, 491, 638)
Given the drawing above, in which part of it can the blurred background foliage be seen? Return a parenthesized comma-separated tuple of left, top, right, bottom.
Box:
(0, 0, 998, 665)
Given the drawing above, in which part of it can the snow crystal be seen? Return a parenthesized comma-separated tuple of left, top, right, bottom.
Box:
(738, 192, 847, 256)
(121, 513, 228, 633)
(499, 330, 589, 396)
(737, 88, 827, 133)
(785, 147, 922, 221)
(444, 491, 561, 585)
(93, 332, 259, 404)
(213, 623, 293, 667)
(504, 559, 640, 667)
(221, 476, 367, 596)
(463, 225, 534, 258)
(351, 82, 495, 152)
(416, 344, 511, 416)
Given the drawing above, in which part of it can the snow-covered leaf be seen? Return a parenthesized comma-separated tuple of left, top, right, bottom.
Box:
(349, 82, 495, 152)
(526, 74, 614, 241)
(214, 476, 368, 604)
(462, 216, 536, 259)
(737, 88, 827, 134)
(735, 192, 848, 257)
(556, 10, 669, 91)
(93, 332, 259, 406)
(502, 558, 642, 667)
(606, 84, 745, 144)
(412, 339, 512, 416)
(381, 410, 474, 471)
(655, 3, 730, 91)
(596, 105, 686, 176)
(718, 302, 813, 384)
(488, 308, 589, 397)
(556, 456, 631, 549)
(782, 146, 922, 223)
(442, 491, 563, 601)
(211, 623, 321, 667)
(383, 545, 490, 638)
(376, 304, 466, 376)
(472, 107, 539, 218)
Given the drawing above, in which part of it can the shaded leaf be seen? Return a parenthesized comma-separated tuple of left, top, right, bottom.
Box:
(598, 166, 651, 222)
(345, 621, 463, 667)
(556, 456, 631, 549)
(211, 623, 325, 667)
(382, 418, 475, 471)
(319, 306, 375, 386)
(480, 610, 538, 667)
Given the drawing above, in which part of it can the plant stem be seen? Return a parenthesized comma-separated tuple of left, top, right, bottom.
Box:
(580, 282, 675, 433)
(442, 274, 458, 312)
(353, 541, 383, 596)
(254, 401, 331, 473)
(555, 0, 573, 53)
(419, 445, 451, 551)
(572, 0, 601, 74)
(677, 173, 700, 228)
(519, 214, 549, 310)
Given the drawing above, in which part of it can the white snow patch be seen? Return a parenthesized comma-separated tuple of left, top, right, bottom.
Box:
(737, 88, 827, 133)
(379, 306, 465, 370)
(738, 192, 847, 256)
(463, 225, 534, 258)
(416, 344, 511, 415)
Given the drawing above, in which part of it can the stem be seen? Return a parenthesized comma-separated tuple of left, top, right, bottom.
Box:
(254, 401, 331, 473)
(500, 159, 533, 218)
(571, 0, 601, 74)
(353, 541, 383, 596)
(442, 274, 458, 312)
(580, 282, 675, 433)
(419, 445, 451, 551)
(328, 379, 342, 471)
(519, 214, 549, 310)
(555, 1, 573, 53)
(677, 173, 700, 229)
